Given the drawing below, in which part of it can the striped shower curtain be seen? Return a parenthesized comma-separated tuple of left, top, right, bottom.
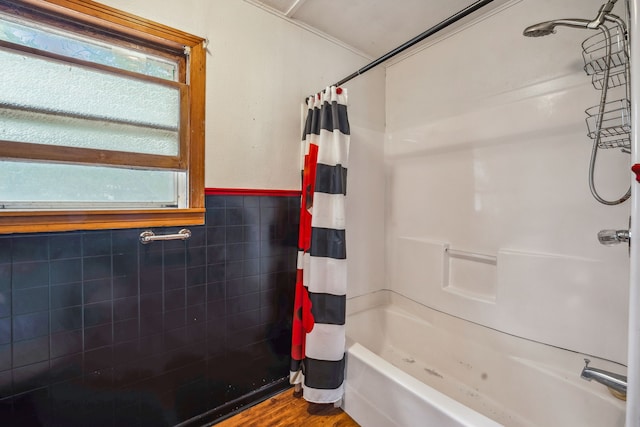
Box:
(290, 86, 350, 404)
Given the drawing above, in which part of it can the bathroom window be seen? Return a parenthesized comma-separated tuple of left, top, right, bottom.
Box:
(0, 0, 205, 233)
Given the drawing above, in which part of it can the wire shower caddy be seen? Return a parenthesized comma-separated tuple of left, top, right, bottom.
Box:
(581, 22, 630, 152)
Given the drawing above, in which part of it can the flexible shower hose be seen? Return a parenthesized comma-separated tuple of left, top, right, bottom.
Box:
(589, 21, 631, 205)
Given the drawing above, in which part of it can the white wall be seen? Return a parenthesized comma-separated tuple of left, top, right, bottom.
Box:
(98, 0, 387, 296)
(343, 67, 386, 298)
(99, 0, 383, 190)
(386, 0, 631, 364)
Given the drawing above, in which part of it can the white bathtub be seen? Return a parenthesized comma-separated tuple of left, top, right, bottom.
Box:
(342, 291, 626, 427)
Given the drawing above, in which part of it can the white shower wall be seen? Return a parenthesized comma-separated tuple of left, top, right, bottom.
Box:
(385, 0, 631, 364)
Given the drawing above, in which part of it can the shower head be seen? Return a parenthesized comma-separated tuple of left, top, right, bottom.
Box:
(522, 18, 592, 37)
(523, 0, 619, 37)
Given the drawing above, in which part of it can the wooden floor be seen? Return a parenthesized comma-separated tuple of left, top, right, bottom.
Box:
(213, 388, 360, 427)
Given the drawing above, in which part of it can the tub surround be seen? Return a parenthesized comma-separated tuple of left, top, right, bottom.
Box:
(344, 290, 626, 426)
(0, 193, 299, 427)
(385, 0, 629, 366)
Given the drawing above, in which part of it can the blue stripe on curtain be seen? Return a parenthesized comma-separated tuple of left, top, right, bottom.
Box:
(309, 292, 346, 325)
(315, 164, 348, 195)
(302, 104, 315, 139)
(304, 356, 346, 389)
(310, 227, 346, 259)
(308, 103, 350, 135)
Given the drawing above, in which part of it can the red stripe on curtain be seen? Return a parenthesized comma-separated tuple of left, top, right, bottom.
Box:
(291, 141, 318, 365)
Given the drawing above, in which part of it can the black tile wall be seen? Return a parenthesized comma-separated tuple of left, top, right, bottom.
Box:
(0, 194, 299, 427)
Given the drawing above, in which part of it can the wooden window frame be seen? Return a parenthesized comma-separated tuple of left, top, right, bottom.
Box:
(0, 0, 206, 234)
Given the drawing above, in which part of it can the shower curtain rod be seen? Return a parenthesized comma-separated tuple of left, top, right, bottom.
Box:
(308, 0, 495, 100)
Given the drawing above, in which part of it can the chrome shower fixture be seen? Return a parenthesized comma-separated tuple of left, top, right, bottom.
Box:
(522, 0, 618, 37)
(523, 19, 592, 37)
(598, 228, 630, 245)
(523, 0, 631, 206)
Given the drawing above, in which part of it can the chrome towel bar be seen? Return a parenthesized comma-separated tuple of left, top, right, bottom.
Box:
(139, 228, 191, 244)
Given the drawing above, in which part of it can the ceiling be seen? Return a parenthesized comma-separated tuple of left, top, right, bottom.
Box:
(245, 0, 505, 59)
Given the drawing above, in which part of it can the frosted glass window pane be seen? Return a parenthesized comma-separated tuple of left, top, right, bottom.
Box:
(0, 48, 180, 155)
(1, 48, 180, 128)
(0, 108, 178, 156)
(0, 161, 185, 209)
(0, 13, 177, 81)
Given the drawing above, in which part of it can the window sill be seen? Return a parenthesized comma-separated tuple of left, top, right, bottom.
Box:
(0, 208, 205, 234)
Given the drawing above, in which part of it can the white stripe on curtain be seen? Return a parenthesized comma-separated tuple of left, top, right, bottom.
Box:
(305, 323, 346, 360)
(307, 257, 347, 295)
(309, 193, 346, 229)
(302, 252, 311, 287)
(300, 383, 344, 405)
(317, 130, 350, 166)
